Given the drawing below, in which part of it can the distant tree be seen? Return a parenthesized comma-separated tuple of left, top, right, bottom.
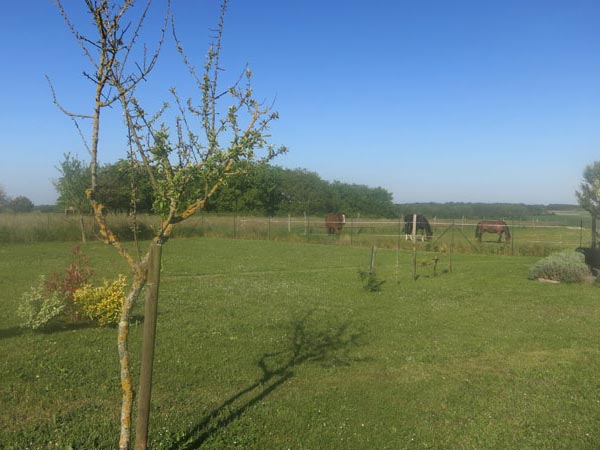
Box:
(54, 153, 90, 212)
(54, 153, 91, 242)
(9, 196, 34, 213)
(330, 181, 394, 217)
(575, 161, 600, 249)
(96, 159, 154, 213)
(205, 162, 283, 215)
(279, 168, 330, 215)
(0, 185, 8, 211)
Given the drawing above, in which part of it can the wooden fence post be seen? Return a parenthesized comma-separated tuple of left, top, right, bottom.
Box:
(370, 246, 376, 274)
(135, 240, 163, 450)
(412, 214, 417, 280)
(304, 212, 307, 237)
(451, 220, 456, 273)
(396, 218, 401, 283)
(511, 220, 514, 256)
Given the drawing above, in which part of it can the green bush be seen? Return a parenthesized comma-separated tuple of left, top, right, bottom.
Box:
(528, 250, 591, 283)
(17, 276, 66, 330)
(73, 275, 127, 327)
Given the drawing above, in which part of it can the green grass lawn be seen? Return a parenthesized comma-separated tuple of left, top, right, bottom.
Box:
(1, 238, 599, 449)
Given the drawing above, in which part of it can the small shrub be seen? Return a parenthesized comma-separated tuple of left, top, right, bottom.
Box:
(358, 270, 385, 292)
(528, 250, 590, 283)
(73, 275, 127, 327)
(17, 276, 66, 330)
(45, 245, 94, 320)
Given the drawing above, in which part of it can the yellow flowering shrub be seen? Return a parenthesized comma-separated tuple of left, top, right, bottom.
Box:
(73, 275, 127, 327)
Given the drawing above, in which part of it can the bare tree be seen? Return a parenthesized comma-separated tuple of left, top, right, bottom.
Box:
(50, 1, 285, 449)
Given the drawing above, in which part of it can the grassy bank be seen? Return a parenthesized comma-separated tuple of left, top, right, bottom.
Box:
(1, 238, 599, 449)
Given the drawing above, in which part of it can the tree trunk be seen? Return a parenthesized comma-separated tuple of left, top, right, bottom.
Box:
(118, 278, 146, 450)
(78, 213, 86, 243)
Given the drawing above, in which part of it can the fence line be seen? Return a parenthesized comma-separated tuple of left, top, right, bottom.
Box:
(237, 217, 588, 232)
(204, 215, 589, 255)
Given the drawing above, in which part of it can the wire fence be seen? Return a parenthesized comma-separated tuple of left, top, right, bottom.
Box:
(182, 215, 588, 257)
(0, 212, 588, 257)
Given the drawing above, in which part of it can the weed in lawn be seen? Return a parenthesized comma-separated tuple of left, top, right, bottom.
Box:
(358, 270, 385, 292)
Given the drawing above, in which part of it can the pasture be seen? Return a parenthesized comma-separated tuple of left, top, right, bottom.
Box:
(0, 212, 590, 258)
(1, 237, 600, 449)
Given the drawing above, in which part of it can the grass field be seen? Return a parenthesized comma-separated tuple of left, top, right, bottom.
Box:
(1, 238, 600, 449)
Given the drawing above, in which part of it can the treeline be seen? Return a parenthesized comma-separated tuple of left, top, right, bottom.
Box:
(0, 186, 34, 213)
(54, 155, 580, 220)
(54, 157, 396, 217)
(205, 163, 395, 217)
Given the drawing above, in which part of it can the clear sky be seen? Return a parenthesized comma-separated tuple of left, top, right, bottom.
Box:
(1, 0, 599, 206)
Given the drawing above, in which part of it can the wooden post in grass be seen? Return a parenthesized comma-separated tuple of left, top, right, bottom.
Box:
(135, 240, 162, 450)
(370, 246, 376, 274)
(304, 212, 307, 236)
(412, 214, 417, 280)
(396, 218, 401, 283)
(511, 220, 514, 256)
(450, 219, 454, 273)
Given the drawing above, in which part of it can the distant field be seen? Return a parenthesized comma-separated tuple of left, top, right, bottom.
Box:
(1, 238, 599, 449)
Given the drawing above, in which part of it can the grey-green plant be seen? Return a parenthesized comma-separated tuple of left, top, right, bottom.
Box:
(528, 250, 591, 283)
(17, 276, 66, 330)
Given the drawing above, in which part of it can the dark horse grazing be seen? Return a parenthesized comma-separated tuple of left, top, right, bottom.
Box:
(475, 220, 511, 243)
(403, 214, 433, 241)
(325, 213, 346, 234)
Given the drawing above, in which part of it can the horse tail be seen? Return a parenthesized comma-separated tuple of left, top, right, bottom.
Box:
(422, 216, 433, 238)
(403, 214, 411, 235)
(475, 222, 481, 239)
(503, 221, 511, 241)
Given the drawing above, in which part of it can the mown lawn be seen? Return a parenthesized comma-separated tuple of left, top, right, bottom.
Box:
(1, 238, 599, 449)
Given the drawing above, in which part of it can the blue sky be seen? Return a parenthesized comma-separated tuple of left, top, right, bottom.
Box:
(1, 0, 599, 206)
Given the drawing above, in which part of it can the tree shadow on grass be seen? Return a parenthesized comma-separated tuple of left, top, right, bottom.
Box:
(0, 326, 26, 340)
(0, 321, 99, 340)
(169, 310, 366, 450)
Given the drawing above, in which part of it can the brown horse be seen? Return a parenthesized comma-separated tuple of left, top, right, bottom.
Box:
(325, 213, 346, 234)
(475, 220, 511, 243)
